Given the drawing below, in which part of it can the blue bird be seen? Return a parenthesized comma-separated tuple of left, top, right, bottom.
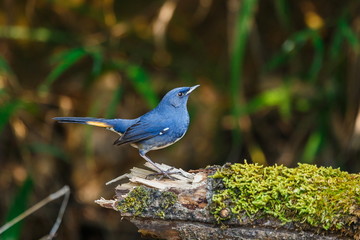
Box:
(53, 85, 199, 179)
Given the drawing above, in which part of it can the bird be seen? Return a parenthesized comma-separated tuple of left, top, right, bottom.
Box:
(53, 85, 200, 179)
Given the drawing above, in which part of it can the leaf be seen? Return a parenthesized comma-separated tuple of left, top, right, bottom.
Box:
(27, 143, 70, 162)
(340, 19, 360, 51)
(242, 84, 291, 118)
(329, 18, 345, 62)
(2, 176, 33, 240)
(227, 0, 258, 161)
(110, 60, 158, 108)
(0, 55, 12, 75)
(265, 29, 324, 82)
(125, 65, 159, 108)
(38, 48, 88, 95)
(273, 0, 292, 30)
(88, 47, 104, 78)
(0, 100, 22, 133)
(301, 130, 324, 163)
(230, 0, 259, 117)
(328, 15, 359, 72)
(307, 30, 324, 83)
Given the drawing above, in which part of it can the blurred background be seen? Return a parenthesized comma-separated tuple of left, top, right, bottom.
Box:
(1, 0, 360, 239)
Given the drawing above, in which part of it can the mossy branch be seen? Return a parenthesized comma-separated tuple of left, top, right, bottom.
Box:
(96, 162, 360, 240)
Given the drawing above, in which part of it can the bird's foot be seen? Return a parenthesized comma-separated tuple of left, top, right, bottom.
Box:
(146, 168, 182, 180)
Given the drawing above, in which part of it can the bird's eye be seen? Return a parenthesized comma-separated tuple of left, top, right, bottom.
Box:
(177, 92, 184, 97)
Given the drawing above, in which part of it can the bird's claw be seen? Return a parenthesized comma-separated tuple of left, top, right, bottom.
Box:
(146, 167, 181, 180)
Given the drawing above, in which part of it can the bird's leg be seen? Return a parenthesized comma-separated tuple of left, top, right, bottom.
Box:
(146, 168, 186, 180)
(139, 152, 178, 180)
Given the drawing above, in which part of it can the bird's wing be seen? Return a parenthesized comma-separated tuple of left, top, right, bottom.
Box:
(113, 119, 169, 145)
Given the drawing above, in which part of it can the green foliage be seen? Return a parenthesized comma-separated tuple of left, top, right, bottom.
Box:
(125, 64, 159, 108)
(2, 177, 33, 240)
(254, 9, 360, 164)
(0, 56, 13, 75)
(265, 29, 324, 82)
(0, 93, 23, 133)
(229, 0, 258, 160)
(0, 26, 70, 43)
(242, 84, 292, 118)
(274, 0, 291, 30)
(230, 0, 258, 114)
(211, 162, 360, 230)
(301, 130, 324, 163)
(27, 143, 70, 162)
(0, 57, 21, 133)
(111, 61, 159, 108)
(329, 15, 360, 62)
(38, 47, 89, 95)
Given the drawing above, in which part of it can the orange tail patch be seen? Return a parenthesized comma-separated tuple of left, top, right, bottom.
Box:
(86, 121, 112, 128)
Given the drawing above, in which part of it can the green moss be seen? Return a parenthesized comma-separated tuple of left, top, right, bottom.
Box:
(155, 211, 166, 219)
(210, 162, 360, 230)
(117, 186, 151, 216)
(159, 191, 177, 209)
(117, 186, 177, 218)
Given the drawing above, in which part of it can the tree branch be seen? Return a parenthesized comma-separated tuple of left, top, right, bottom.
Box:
(96, 163, 359, 240)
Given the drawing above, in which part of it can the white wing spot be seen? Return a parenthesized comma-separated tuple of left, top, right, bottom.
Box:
(159, 127, 170, 135)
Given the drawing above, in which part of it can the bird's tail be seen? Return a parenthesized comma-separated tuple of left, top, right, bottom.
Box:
(53, 117, 113, 128)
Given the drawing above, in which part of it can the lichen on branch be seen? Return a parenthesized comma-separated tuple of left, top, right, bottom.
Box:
(117, 186, 178, 218)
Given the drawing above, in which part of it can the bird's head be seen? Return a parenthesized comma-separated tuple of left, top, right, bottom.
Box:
(159, 85, 200, 108)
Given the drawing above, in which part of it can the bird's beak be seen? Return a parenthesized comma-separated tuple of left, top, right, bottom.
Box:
(186, 85, 200, 95)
